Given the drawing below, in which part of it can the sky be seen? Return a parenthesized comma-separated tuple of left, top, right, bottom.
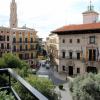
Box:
(0, 0, 100, 40)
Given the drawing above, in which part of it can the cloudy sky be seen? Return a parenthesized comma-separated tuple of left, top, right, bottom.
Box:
(0, 0, 100, 40)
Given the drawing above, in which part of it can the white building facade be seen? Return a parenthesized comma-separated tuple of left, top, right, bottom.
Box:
(47, 3, 100, 75)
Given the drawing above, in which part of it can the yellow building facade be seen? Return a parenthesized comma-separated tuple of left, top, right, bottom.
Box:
(0, 0, 38, 67)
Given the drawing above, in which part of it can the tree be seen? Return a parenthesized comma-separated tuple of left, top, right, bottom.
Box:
(69, 73, 100, 100)
(0, 53, 22, 69)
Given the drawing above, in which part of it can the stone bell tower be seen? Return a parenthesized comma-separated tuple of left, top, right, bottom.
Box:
(10, 0, 18, 28)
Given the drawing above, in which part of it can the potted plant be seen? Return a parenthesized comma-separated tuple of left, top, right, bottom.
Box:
(59, 84, 63, 90)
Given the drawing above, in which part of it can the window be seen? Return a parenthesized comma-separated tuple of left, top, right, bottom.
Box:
(77, 39, 80, 43)
(77, 53, 80, 60)
(62, 51, 65, 58)
(25, 45, 28, 50)
(77, 68, 80, 73)
(1, 43, 4, 49)
(69, 52, 72, 59)
(19, 38, 22, 43)
(20, 45, 22, 51)
(25, 38, 28, 43)
(7, 43, 10, 49)
(7, 36, 9, 41)
(31, 45, 34, 50)
(62, 39, 65, 43)
(19, 54, 23, 59)
(62, 66, 66, 71)
(13, 45, 16, 51)
(31, 38, 33, 43)
(13, 38, 16, 43)
(89, 36, 95, 44)
(25, 53, 29, 59)
(69, 39, 72, 43)
(31, 53, 33, 59)
(0, 36, 4, 41)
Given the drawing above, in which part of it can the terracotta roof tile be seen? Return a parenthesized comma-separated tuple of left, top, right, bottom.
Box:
(52, 22, 100, 33)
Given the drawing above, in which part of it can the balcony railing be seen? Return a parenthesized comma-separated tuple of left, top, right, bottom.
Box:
(0, 68, 48, 100)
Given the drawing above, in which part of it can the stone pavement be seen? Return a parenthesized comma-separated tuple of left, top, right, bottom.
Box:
(53, 70, 73, 100)
(53, 69, 74, 82)
(55, 83, 73, 100)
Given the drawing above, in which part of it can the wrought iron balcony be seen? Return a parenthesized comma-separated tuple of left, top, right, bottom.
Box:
(0, 68, 48, 100)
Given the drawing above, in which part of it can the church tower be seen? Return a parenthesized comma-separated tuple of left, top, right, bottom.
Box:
(82, 0, 99, 24)
(10, 0, 18, 28)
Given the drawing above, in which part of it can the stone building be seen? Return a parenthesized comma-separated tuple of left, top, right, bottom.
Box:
(47, 2, 100, 75)
(0, 0, 38, 67)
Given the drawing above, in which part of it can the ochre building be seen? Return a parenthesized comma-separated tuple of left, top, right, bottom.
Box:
(0, 0, 38, 67)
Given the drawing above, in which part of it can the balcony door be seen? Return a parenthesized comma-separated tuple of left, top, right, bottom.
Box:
(89, 49, 96, 61)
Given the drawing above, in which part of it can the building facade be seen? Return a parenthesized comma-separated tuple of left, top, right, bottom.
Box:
(47, 3, 100, 75)
(0, 0, 38, 67)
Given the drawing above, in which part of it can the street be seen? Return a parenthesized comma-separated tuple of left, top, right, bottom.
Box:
(37, 60, 67, 85)
(37, 60, 73, 100)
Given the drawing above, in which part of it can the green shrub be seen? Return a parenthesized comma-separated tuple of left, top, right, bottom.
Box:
(69, 73, 100, 100)
(0, 91, 15, 100)
(13, 75, 58, 100)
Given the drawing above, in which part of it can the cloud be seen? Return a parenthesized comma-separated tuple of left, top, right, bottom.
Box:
(0, 0, 99, 39)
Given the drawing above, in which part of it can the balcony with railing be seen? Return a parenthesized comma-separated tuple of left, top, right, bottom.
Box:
(0, 68, 48, 100)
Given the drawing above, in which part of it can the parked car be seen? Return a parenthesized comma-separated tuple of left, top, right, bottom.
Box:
(46, 64, 50, 69)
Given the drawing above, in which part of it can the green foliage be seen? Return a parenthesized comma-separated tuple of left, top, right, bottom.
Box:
(0, 53, 21, 69)
(0, 53, 58, 99)
(14, 75, 58, 100)
(3, 53, 21, 68)
(0, 91, 15, 100)
(69, 73, 100, 100)
(0, 58, 7, 68)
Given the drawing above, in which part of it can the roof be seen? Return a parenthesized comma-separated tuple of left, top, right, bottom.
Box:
(52, 22, 100, 34)
(82, 10, 99, 14)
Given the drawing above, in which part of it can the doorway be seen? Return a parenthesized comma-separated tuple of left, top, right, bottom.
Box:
(68, 66, 73, 76)
(87, 66, 97, 74)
